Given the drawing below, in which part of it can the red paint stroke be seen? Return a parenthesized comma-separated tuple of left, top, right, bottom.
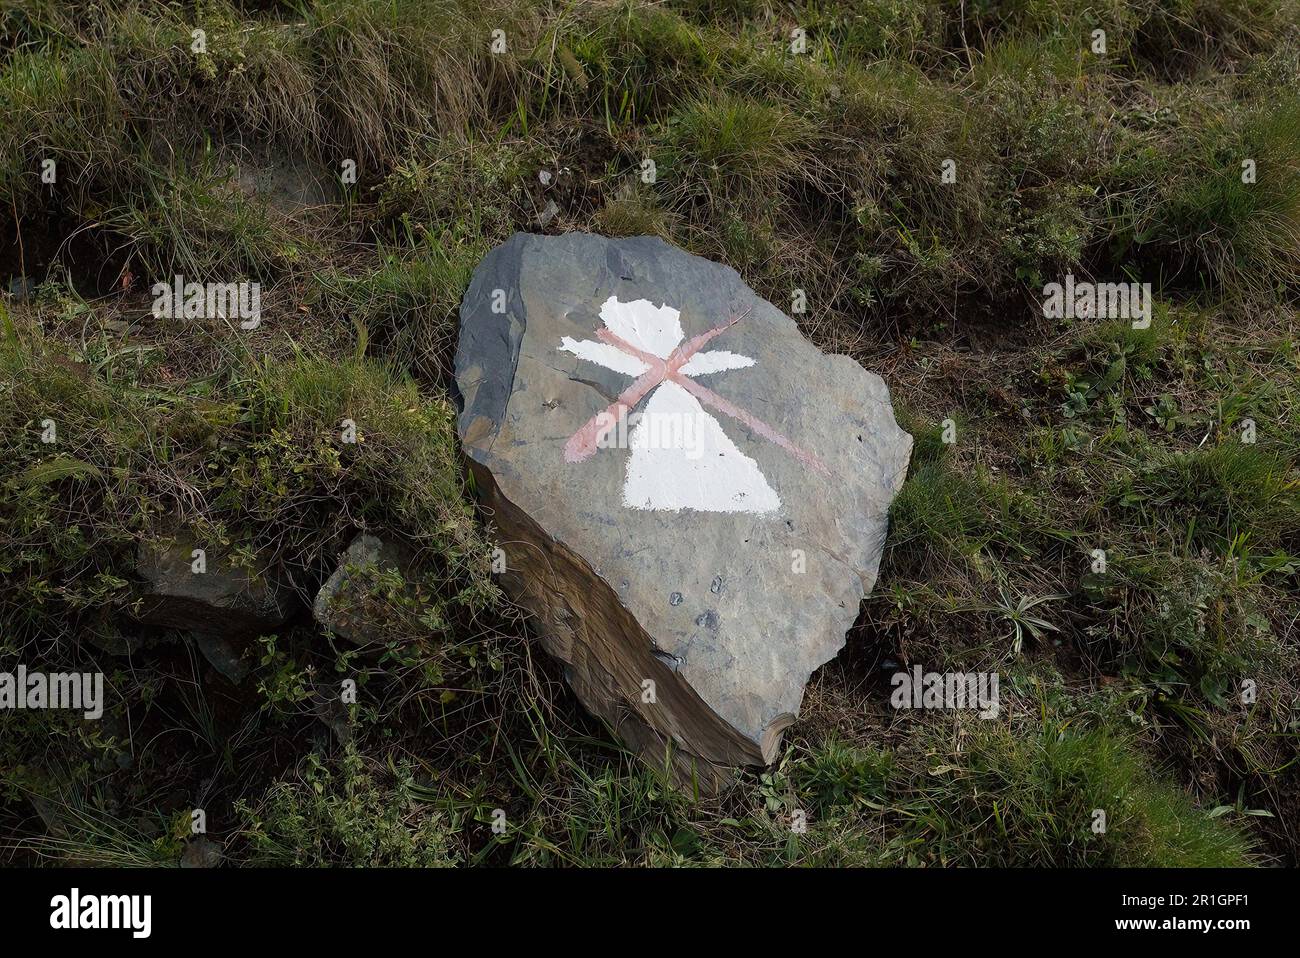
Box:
(671, 373, 829, 476)
(563, 307, 828, 476)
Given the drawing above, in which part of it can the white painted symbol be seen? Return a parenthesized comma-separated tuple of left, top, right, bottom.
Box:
(559, 296, 785, 514)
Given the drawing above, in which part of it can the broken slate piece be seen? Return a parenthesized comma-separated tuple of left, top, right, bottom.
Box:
(312, 533, 413, 645)
(192, 631, 251, 684)
(454, 233, 912, 775)
(132, 538, 293, 636)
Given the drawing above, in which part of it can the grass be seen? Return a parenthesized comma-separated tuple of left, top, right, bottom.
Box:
(1113, 441, 1300, 548)
(906, 721, 1255, 867)
(2, 0, 1298, 867)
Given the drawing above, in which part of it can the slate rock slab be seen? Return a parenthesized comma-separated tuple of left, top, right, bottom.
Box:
(455, 232, 911, 775)
(132, 538, 294, 636)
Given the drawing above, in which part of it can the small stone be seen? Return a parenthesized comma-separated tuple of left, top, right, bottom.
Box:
(312, 533, 414, 645)
(192, 631, 251, 684)
(180, 836, 223, 869)
(7, 276, 36, 301)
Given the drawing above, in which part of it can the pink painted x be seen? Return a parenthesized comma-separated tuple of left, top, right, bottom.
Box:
(563, 308, 829, 476)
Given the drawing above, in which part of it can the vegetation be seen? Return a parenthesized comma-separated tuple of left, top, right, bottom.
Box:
(1, 0, 1297, 866)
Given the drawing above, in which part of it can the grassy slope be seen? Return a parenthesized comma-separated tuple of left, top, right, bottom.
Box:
(1, 0, 1297, 866)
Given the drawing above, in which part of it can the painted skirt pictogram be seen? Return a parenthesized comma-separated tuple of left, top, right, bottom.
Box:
(560, 295, 826, 514)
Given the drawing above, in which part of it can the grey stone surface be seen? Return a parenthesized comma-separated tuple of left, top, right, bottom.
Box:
(312, 533, 412, 645)
(455, 232, 911, 772)
(132, 538, 293, 636)
(180, 836, 223, 869)
(192, 631, 251, 684)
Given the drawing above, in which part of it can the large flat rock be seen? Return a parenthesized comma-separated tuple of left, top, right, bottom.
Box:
(454, 232, 911, 776)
